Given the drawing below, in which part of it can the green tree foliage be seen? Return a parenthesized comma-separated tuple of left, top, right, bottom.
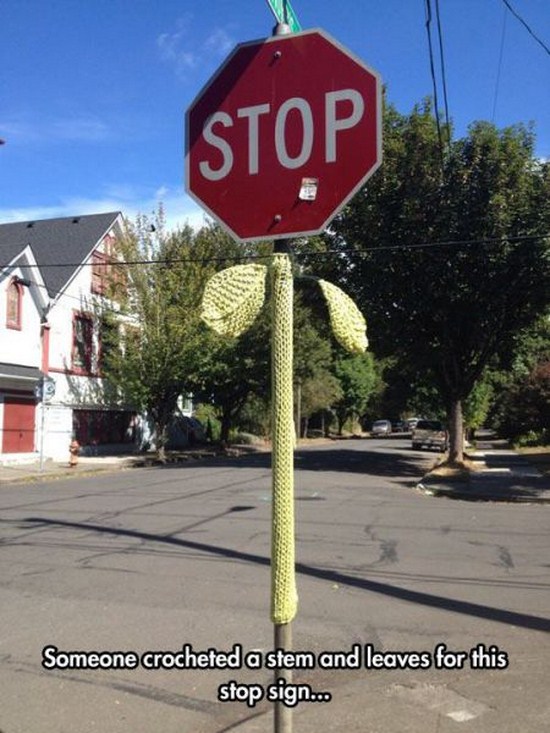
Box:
(102, 211, 203, 459)
(102, 216, 257, 458)
(463, 373, 494, 438)
(293, 294, 341, 437)
(188, 313, 270, 444)
(490, 317, 550, 443)
(325, 99, 550, 463)
(178, 224, 272, 445)
(332, 352, 378, 434)
(300, 372, 342, 428)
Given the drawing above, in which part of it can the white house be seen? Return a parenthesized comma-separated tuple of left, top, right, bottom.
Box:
(0, 212, 139, 463)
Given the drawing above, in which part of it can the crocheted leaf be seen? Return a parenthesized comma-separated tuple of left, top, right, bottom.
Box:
(319, 279, 368, 353)
(201, 264, 268, 337)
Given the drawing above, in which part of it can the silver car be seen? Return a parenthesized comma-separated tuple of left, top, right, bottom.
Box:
(371, 419, 392, 436)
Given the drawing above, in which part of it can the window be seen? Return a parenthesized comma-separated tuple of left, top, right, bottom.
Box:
(6, 279, 23, 329)
(98, 317, 118, 373)
(91, 239, 127, 300)
(73, 409, 137, 445)
(72, 313, 94, 373)
(91, 251, 109, 295)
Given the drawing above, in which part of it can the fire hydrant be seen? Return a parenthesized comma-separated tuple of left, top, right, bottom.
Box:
(69, 439, 80, 468)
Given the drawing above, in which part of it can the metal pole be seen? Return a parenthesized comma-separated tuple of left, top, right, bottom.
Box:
(271, 20, 295, 733)
(39, 395, 46, 473)
(274, 622, 292, 733)
(271, 240, 295, 733)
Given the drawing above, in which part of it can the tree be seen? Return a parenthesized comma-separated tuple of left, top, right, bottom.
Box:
(332, 352, 378, 434)
(300, 371, 342, 436)
(180, 224, 272, 444)
(100, 212, 198, 459)
(188, 314, 270, 444)
(489, 317, 550, 443)
(292, 294, 337, 437)
(324, 100, 550, 463)
(102, 215, 249, 459)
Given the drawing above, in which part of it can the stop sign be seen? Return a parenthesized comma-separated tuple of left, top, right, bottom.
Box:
(186, 29, 382, 242)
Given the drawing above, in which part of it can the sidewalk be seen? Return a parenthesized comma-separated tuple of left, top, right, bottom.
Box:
(0, 444, 268, 486)
(416, 446, 550, 503)
(0, 454, 137, 485)
(2, 442, 549, 503)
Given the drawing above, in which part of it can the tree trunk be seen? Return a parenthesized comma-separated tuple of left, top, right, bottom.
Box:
(447, 398, 464, 465)
(155, 418, 169, 463)
(220, 410, 232, 446)
(294, 381, 301, 440)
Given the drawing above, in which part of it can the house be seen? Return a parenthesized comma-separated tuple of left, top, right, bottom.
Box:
(0, 211, 139, 463)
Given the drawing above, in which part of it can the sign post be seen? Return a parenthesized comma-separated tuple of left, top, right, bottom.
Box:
(188, 25, 380, 733)
(266, 0, 302, 33)
(35, 377, 55, 472)
(271, 240, 296, 733)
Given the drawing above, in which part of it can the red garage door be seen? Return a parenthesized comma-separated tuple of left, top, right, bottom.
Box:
(2, 397, 36, 453)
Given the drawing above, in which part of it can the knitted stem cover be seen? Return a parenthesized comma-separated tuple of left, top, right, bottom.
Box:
(270, 253, 298, 625)
(199, 256, 369, 628)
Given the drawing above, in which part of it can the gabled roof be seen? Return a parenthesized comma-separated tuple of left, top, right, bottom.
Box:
(0, 211, 122, 298)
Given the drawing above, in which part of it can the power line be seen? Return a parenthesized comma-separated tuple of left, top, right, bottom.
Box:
(492, 3, 509, 122)
(296, 232, 550, 258)
(501, 0, 550, 56)
(424, 0, 445, 167)
(1, 233, 547, 273)
(434, 0, 451, 148)
(2, 233, 547, 315)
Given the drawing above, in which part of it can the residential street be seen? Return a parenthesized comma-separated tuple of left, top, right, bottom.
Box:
(0, 438, 549, 732)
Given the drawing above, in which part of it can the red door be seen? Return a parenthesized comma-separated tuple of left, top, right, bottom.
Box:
(2, 397, 36, 453)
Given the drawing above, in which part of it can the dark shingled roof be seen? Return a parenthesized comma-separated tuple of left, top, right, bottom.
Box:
(0, 211, 121, 298)
(0, 363, 43, 381)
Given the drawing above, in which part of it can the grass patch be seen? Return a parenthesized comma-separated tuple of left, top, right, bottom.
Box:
(516, 446, 550, 476)
(428, 456, 480, 483)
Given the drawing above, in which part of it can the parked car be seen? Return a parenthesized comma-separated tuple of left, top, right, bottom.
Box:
(371, 419, 392, 436)
(392, 420, 406, 432)
(406, 417, 421, 432)
(411, 420, 448, 452)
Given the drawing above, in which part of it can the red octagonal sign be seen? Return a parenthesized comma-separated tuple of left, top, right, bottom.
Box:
(186, 29, 382, 242)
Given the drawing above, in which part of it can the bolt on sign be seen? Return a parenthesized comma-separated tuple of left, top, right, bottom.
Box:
(185, 29, 382, 241)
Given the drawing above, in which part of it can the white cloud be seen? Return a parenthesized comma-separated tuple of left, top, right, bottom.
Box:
(157, 30, 198, 71)
(157, 19, 236, 81)
(0, 186, 210, 234)
(1, 116, 112, 144)
(204, 28, 234, 56)
(51, 117, 110, 142)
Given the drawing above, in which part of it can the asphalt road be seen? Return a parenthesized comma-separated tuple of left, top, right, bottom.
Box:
(0, 438, 549, 733)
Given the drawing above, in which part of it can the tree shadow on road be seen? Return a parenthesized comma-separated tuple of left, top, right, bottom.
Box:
(139, 445, 431, 486)
(18, 516, 550, 633)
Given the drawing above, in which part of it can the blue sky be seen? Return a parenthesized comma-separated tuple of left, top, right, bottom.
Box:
(1, 0, 549, 230)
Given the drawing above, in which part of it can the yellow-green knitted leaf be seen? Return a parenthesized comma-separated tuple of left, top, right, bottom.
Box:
(319, 279, 368, 353)
(201, 264, 267, 337)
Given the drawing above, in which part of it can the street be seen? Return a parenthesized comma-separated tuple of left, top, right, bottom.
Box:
(0, 438, 549, 732)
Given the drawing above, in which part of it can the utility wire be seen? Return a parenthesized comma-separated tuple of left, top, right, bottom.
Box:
(492, 3, 509, 122)
(501, 0, 550, 56)
(1, 233, 547, 273)
(424, 0, 445, 168)
(2, 233, 547, 314)
(434, 0, 452, 148)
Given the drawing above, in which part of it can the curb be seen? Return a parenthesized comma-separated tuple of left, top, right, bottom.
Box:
(0, 463, 131, 487)
(416, 480, 550, 504)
